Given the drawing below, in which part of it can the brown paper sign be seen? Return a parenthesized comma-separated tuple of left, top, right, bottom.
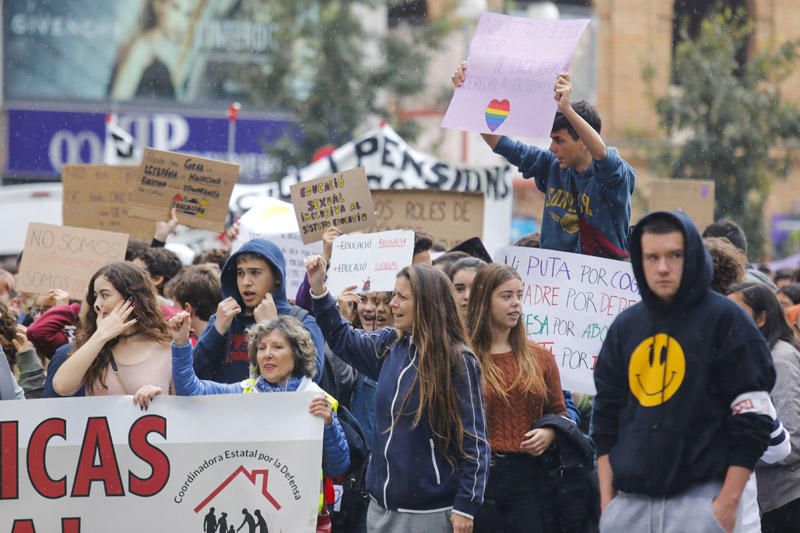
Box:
(372, 189, 485, 249)
(127, 148, 239, 232)
(290, 167, 376, 244)
(16, 223, 129, 300)
(62, 164, 157, 241)
(647, 178, 715, 230)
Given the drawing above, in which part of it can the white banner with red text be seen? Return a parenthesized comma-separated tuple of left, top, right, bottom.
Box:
(0, 393, 323, 533)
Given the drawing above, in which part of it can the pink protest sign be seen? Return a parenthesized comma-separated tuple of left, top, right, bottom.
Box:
(441, 13, 589, 139)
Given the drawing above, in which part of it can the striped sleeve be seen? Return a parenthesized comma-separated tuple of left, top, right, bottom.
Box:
(452, 350, 490, 519)
(760, 418, 791, 465)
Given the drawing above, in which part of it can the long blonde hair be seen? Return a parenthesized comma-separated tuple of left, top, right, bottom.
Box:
(467, 264, 545, 402)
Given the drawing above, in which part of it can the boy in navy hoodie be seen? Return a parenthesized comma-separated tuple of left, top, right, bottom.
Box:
(452, 64, 635, 257)
(591, 212, 775, 533)
(192, 238, 325, 384)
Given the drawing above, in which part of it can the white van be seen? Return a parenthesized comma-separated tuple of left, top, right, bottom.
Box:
(0, 183, 63, 256)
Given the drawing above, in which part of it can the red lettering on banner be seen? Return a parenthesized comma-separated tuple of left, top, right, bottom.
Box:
(11, 518, 81, 532)
(128, 415, 170, 496)
(27, 418, 67, 498)
(1, 421, 19, 499)
(61, 518, 81, 533)
(71, 417, 124, 497)
(11, 519, 35, 533)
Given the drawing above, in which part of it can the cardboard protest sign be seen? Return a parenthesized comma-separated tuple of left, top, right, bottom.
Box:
(62, 164, 156, 241)
(289, 167, 376, 244)
(496, 246, 641, 394)
(128, 148, 239, 232)
(442, 12, 589, 138)
(16, 223, 128, 300)
(372, 189, 484, 250)
(326, 230, 414, 296)
(232, 196, 323, 298)
(647, 178, 715, 230)
(227, 124, 513, 254)
(0, 393, 323, 532)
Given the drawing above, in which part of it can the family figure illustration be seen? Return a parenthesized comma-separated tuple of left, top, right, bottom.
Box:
(203, 507, 270, 533)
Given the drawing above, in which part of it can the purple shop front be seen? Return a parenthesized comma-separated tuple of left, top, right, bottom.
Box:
(6, 108, 298, 183)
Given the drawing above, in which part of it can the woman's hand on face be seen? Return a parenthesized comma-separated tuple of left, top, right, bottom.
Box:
(304, 255, 328, 295)
(520, 427, 556, 456)
(169, 311, 192, 345)
(309, 395, 333, 426)
(133, 385, 163, 410)
(254, 293, 278, 324)
(337, 285, 359, 322)
(96, 299, 137, 342)
(451, 513, 473, 533)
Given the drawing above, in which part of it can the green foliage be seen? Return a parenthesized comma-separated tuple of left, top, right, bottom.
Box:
(237, 1, 452, 177)
(652, 7, 800, 258)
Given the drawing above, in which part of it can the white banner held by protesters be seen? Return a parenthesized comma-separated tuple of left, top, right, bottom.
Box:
(327, 230, 414, 296)
(0, 394, 323, 533)
(496, 246, 641, 394)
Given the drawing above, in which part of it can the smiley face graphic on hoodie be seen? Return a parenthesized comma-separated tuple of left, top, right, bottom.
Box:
(628, 333, 686, 407)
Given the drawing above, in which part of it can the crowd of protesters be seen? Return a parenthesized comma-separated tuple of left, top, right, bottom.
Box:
(0, 68, 796, 533)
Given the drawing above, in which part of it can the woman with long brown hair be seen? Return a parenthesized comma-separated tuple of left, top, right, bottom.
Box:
(306, 256, 488, 533)
(53, 262, 172, 405)
(467, 263, 566, 532)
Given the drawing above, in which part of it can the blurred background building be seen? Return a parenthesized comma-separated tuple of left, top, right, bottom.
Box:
(2, 0, 799, 259)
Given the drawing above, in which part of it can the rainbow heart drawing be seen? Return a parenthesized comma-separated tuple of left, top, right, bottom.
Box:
(485, 99, 510, 132)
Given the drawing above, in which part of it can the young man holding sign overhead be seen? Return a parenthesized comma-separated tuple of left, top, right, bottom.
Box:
(452, 65, 635, 258)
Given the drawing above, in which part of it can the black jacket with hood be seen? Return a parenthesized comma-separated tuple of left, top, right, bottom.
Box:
(591, 211, 775, 497)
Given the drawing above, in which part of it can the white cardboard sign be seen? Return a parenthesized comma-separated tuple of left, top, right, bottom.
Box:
(327, 230, 414, 296)
(496, 246, 641, 394)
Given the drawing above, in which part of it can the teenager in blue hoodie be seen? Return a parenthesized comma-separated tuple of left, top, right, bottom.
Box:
(591, 211, 775, 533)
(452, 64, 635, 257)
(192, 239, 325, 384)
(306, 258, 489, 533)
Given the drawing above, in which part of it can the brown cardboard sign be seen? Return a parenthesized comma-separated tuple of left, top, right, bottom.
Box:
(16, 223, 129, 300)
(290, 167, 376, 244)
(62, 164, 156, 241)
(128, 148, 239, 232)
(647, 178, 715, 230)
(372, 189, 485, 249)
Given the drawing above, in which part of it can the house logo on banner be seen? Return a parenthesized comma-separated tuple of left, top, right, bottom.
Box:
(191, 465, 283, 532)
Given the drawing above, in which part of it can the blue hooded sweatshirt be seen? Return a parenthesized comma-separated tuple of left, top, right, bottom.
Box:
(591, 211, 775, 497)
(192, 239, 326, 384)
(494, 136, 635, 254)
(311, 291, 489, 519)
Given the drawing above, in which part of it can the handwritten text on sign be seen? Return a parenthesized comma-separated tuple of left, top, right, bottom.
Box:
(0, 394, 323, 533)
(497, 246, 640, 394)
(128, 148, 239, 232)
(327, 230, 414, 296)
(441, 13, 588, 138)
(373, 189, 484, 250)
(290, 167, 376, 244)
(16, 223, 128, 300)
